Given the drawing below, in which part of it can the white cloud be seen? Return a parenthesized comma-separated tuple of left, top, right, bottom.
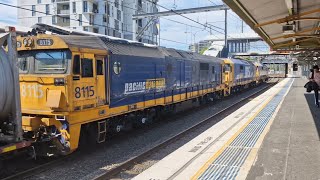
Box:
(0, 0, 17, 24)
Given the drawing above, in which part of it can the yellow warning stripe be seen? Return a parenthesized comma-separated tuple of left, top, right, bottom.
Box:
(191, 83, 285, 180)
(2, 145, 17, 153)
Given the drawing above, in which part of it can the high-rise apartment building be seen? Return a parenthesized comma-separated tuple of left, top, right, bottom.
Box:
(123, 0, 158, 44)
(17, 0, 158, 44)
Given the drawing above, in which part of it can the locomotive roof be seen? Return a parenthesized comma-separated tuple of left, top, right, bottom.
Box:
(99, 37, 165, 58)
(162, 48, 221, 63)
(59, 35, 109, 51)
(253, 61, 264, 67)
(230, 58, 252, 66)
(59, 35, 221, 62)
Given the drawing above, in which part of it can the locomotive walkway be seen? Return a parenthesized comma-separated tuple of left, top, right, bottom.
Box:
(132, 77, 320, 180)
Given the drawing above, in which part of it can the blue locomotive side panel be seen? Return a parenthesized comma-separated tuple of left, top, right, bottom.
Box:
(246, 61, 256, 80)
(109, 54, 166, 107)
(166, 57, 186, 98)
(244, 61, 255, 81)
(164, 57, 175, 99)
(231, 59, 254, 83)
(199, 61, 220, 89)
(191, 60, 200, 92)
(108, 53, 223, 108)
(211, 61, 222, 86)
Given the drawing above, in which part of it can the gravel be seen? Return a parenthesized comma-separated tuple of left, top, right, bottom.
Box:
(23, 83, 272, 180)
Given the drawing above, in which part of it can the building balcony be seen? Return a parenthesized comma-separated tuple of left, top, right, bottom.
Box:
(56, 18, 70, 27)
(83, 9, 99, 14)
(86, 0, 99, 3)
(137, 5, 143, 12)
(56, 0, 69, 4)
(82, 22, 95, 27)
(56, 22, 70, 27)
(57, 9, 70, 15)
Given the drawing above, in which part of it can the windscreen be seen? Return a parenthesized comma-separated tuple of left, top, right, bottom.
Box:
(18, 50, 71, 74)
(223, 64, 231, 72)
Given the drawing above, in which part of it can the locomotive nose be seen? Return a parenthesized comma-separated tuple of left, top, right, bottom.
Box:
(20, 76, 68, 113)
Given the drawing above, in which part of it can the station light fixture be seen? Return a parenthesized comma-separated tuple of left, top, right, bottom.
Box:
(282, 24, 295, 35)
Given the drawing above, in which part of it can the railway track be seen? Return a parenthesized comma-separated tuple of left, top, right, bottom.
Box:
(93, 80, 279, 180)
(1, 80, 278, 180)
(1, 155, 72, 180)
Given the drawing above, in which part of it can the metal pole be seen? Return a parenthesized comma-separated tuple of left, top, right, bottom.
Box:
(159, 19, 160, 46)
(224, 9, 227, 47)
(5, 27, 23, 142)
(133, 19, 137, 41)
(132, 0, 137, 41)
(241, 20, 243, 33)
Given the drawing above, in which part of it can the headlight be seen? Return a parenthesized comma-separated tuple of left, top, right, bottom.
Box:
(54, 78, 65, 86)
(23, 38, 28, 46)
(27, 39, 33, 46)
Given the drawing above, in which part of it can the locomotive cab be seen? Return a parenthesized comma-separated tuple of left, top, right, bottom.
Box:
(18, 49, 71, 113)
(17, 34, 109, 155)
(221, 59, 233, 95)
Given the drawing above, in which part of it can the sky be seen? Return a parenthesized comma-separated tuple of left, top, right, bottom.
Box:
(0, 0, 256, 50)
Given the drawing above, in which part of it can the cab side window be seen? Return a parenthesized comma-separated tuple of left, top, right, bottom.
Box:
(81, 58, 93, 77)
(223, 64, 231, 72)
(240, 65, 244, 72)
(73, 55, 80, 75)
(96, 60, 103, 75)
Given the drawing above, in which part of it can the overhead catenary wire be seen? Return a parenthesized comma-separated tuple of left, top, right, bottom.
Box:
(120, 0, 266, 52)
(205, 0, 241, 21)
(145, 0, 226, 34)
(206, 0, 218, 5)
(0, 2, 189, 45)
(115, 1, 220, 41)
(134, 0, 267, 52)
(115, 1, 207, 32)
(124, 0, 265, 52)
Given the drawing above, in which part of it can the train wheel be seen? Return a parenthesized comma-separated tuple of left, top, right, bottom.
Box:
(154, 107, 164, 122)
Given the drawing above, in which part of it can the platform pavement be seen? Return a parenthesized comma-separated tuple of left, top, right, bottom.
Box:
(133, 78, 294, 180)
(245, 78, 320, 180)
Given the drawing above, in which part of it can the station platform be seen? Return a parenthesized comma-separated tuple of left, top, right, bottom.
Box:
(133, 78, 320, 180)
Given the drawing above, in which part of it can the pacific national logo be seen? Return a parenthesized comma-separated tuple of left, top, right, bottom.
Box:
(124, 78, 165, 95)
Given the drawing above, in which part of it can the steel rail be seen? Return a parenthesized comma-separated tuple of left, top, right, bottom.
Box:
(1, 155, 73, 180)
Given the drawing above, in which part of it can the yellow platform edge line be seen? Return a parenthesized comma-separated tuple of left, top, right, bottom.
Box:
(235, 79, 294, 180)
(191, 81, 287, 180)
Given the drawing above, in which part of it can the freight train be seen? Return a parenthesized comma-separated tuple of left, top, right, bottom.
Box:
(0, 32, 268, 158)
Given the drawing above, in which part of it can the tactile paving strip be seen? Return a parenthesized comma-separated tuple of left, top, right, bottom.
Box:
(198, 80, 293, 180)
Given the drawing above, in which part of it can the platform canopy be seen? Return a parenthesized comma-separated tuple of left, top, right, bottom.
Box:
(223, 0, 320, 52)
